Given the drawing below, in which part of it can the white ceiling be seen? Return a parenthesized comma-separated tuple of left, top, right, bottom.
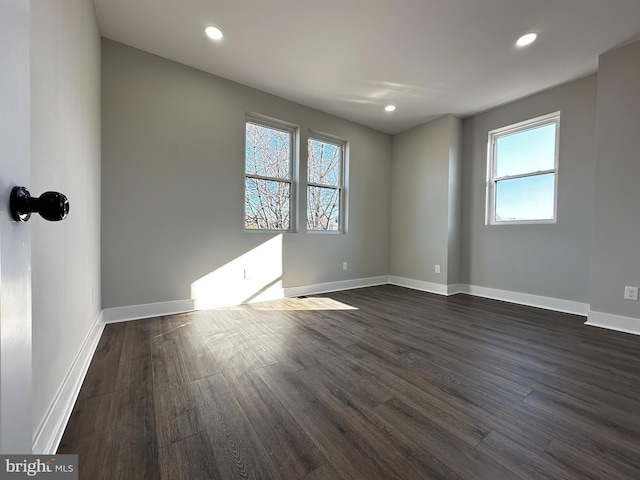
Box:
(94, 0, 640, 134)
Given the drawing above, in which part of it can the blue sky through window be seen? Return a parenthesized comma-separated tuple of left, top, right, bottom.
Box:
(496, 123, 556, 177)
(495, 173, 554, 221)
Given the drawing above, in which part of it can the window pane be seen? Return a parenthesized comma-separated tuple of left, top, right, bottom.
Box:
(496, 123, 556, 177)
(245, 178, 290, 230)
(495, 173, 555, 222)
(308, 138, 341, 186)
(245, 122, 291, 179)
(307, 186, 340, 231)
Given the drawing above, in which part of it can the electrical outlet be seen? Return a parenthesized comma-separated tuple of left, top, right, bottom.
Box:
(435, 265, 441, 274)
(624, 286, 638, 301)
(343, 262, 348, 271)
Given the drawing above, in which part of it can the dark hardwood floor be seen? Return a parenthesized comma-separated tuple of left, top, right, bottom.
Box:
(58, 285, 640, 479)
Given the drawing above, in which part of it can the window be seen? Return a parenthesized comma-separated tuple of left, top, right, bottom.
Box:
(486, 112, 560, 224)
(244, 118, 295, 230)
(307, 135, 345, 232)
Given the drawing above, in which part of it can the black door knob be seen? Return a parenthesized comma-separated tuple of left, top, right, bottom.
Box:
(10, 186, 69, 222)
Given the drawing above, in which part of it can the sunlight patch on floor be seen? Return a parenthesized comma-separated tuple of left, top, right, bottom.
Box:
(212, 296, 358, 311)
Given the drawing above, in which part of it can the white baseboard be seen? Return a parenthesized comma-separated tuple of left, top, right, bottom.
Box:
(193, 286, 287, 310)
(388, 277, 589, 316)
(105, 277, 389, 318)
(586, 310, 640, 336)
(32, 311, 105, 454)
(103, 299, 195, 323)
(459, 284, 589, 316)
(284, 276, 389, 298)
(197, 276, 390, 308)
(103, 278, 604, 329)
(389, 276, 463, 296)
(389, 276, 449, 296)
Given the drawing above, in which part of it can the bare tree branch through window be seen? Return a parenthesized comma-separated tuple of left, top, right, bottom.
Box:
(244, 119, 346, 232)
(307, 138, 343, 231)
(244, 121, 293, 230)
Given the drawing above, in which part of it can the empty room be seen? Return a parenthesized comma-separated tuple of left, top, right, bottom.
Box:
(1, 0, 640, 479)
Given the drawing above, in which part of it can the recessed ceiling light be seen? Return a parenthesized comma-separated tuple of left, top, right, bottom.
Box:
(516, 32, 538, 47)
(205, 25, 224, 41)
(385, 105, 396, 112)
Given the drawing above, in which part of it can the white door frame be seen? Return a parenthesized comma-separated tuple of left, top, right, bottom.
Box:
(0, 0, 33, 453)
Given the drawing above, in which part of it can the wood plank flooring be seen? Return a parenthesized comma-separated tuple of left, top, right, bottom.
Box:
(58, 285, 640, 479)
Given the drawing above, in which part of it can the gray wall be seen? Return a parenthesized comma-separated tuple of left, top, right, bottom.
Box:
(460, 75, 597, 303)
(447, 116, 462, 286)
(590, 40, 640, 318)
(390, 115, 462, 286)
(31, 0, 102, 439)
(101, 40, 391, 309)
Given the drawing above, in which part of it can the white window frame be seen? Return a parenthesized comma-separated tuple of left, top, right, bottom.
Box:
(306, 132, 347, 233)
(244, 115, 298, 232)
(486, 111, 560, 225)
